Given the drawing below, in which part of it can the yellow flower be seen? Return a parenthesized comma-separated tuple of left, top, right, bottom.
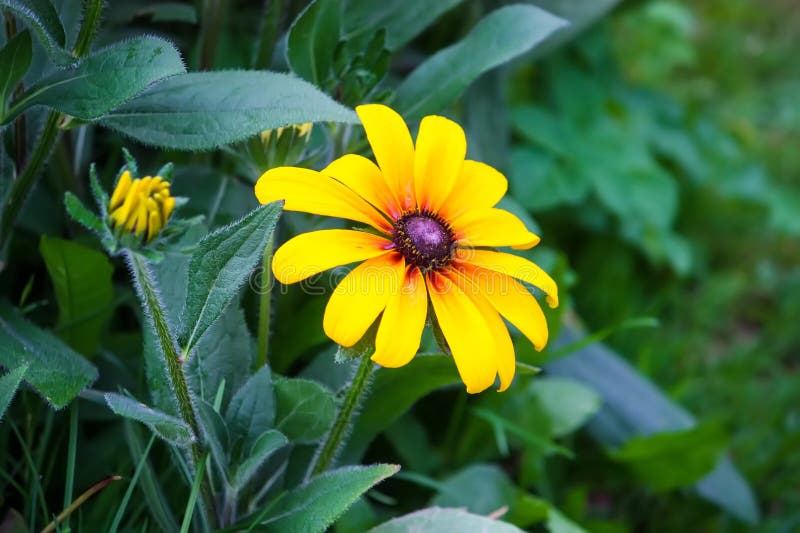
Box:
(260, 122, 313, 144)
(109, 170, 175, 242)
(255, 104, 558, 393)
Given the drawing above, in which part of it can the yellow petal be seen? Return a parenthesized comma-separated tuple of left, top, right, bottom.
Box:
(451, 208, 540, 249)
(109, 170, 132, 210)
(323, 253, 405, 347)
(469, 287, 516, 392)
(438, 161, 507, 221)
(272, 229, 393, 284)
(356, 104, 416, 210)
(162, 196, 175, 222)
(147, 210, 161, 241)
(113, 180, 142, 228)
(139, 176, 154, 196)
(371, 266, 427, 368)
(456, 263, 548, 351)
(127, 197, 149, 235)
(324, 154, 402, 220)
(255, 166, 392, 232)
(457, 249, 558, 308)
(427, 271, 497, 394)
(414, 114, 466, 212)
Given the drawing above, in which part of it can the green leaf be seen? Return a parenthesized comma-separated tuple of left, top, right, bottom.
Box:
(547, 327, 760, 523)
(39, 235, 114, 356)
(0, 0, 70, 64)
(63, 192, 104, 233)
(122, 420, 181, 533)
(196, 399, 230, 480)
(186, 305, 254, 406)
(431, 464, 520, 518)
(3, 37, 186, 125)
(232, 429, 288, 489)
(368, 508, 525, 533)
(530, 378, 601, 438)
(0, 301, 97, 409)
(105, 392, 194, 447)
(258, 464, 398, 532)
(287, 0, 341, 85)
(395, 5, 567, 117)
(342, 354, 460, 463)
(343, 0, 463, 51)
(179, 203, 282, 352)
(0, 30, 32, 118)
(225, 366, 275, 455)
(100, 71, 359, 150)
(0, 363, 28, 420)
(546, 507, 587, 533)
(610, 424, 728, 492)
(274, 378, 336, 443)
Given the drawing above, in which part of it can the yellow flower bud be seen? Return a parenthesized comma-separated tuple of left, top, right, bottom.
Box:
(109, 174, 175, 242)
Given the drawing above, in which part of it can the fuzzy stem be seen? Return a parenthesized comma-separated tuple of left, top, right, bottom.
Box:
(126, 251, 216, 526)
(72, 0, 104, 57)
(255, 234, 274, 369)
(309, 355, 374, 477)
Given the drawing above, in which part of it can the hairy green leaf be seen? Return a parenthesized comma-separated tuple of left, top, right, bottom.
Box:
(259, 464, 398, 532)
(232, 429, 288, 489)
(186, 305, 254, 406)
(179, 203, 282, 352)
(100, 71, 358, 150)
(105, 392, 194, 446)
(369, 507, 525, 533)
(0, 363, 28, 420)
(39, 235, 114, 356)
(395, 4, 567, 117)
(0, 30, 32, 118)
(0, 301, 97, 408)
(274, 378, 336, 443)
(3, 37, 185, 124)
(287, 0, 341, 85)
(63, 192, 104, 233)
(0, 0, 70, 64)
(225, 366, 275, 455)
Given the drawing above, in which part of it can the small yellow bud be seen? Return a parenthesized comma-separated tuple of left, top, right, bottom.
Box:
(259, 122, 313, 144)
(109, 174, 175, 242)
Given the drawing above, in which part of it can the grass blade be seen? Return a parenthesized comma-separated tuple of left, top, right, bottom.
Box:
(109, 433, 157, 533)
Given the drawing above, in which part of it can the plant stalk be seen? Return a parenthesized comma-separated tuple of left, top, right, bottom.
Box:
(309, 355, 374, 478)
(255, 234, 274, 369)
(126, 251, 216, 526)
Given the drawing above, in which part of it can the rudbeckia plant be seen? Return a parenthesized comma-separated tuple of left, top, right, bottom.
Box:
(257, 104, 559, 394)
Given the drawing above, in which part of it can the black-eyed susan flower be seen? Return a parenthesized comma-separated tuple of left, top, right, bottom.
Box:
(109, 171, 175, 242)
(255, 104, 558, 393)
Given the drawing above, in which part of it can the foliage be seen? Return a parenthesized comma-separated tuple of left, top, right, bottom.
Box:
(1, 0, 795, 531)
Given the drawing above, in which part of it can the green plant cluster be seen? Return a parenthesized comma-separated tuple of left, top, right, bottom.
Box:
(0, 0, 796, 531)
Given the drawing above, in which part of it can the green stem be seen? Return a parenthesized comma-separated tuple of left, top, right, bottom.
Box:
(198, 0, 223, 70)
(126, 251, 216, 526)
(0, 111, 59, 250)
(0, 0, 104, 253)
(309, 355, 374, 478)
(255, 234, 274, 369)
(72, 0, 104, 57)
(253, 0, 283, 69)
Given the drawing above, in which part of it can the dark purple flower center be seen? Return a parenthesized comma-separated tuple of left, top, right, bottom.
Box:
(393, 212, 454, 271)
